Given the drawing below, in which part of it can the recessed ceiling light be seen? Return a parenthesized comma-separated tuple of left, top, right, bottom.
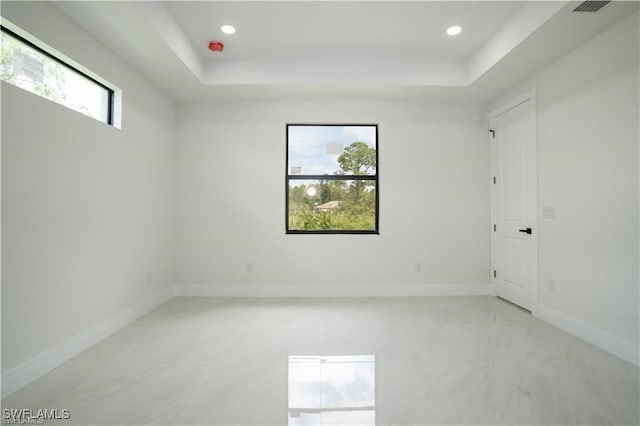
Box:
(220, 24, 236, 35)
(446, 25, 462, 36)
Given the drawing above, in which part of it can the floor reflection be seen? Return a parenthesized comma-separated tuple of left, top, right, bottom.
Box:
(288, 355, 375, 425)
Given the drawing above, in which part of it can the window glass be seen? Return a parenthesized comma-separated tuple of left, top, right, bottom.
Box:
(288, 125, 377, 176)
(286, 125, 378, 234)
(1, 27, 113, 124)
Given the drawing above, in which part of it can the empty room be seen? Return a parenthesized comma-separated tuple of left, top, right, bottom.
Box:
(1, 0, 638, 425)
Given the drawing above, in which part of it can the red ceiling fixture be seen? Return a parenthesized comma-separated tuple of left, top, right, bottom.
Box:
(208, 41, 224, 52)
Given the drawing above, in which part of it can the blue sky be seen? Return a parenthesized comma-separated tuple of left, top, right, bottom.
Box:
(288, 125, 376, 176)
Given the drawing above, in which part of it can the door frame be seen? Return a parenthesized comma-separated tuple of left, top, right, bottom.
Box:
(488, 88, 539, 311)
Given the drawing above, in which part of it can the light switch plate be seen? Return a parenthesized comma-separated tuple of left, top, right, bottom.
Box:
(543, 206, 555, 219)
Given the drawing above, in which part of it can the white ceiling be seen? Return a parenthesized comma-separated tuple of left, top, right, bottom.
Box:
(53, 1, 639, 102)
(164, 1, 524, 61)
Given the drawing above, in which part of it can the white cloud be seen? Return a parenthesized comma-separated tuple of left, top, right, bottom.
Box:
(341, 126, 376, 148)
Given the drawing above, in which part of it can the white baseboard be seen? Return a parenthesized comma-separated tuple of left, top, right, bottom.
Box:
(1, 287, 174, 399)
(174, 283, 491, 298)
(533, 303, 639, 366)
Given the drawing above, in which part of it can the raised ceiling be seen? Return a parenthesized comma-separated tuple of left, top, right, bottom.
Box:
(164, 1, 524, 61)
(53, 1, 639, 102)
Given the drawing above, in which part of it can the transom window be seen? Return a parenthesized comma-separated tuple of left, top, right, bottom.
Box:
(1, 21, 116, 126)
(286, 124, 379, 234)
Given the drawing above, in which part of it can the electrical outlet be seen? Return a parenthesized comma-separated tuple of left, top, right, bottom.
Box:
(246, 263, 253, 273)
(548, 279, 556, 292)
(415, 263, 422, 273)
(146, 273, 153, 286)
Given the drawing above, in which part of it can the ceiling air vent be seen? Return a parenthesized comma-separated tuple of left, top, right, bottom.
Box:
(573, 1, 611, 12)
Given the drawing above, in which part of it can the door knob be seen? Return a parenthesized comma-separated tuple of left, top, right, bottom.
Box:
(518, 228, 532, 235)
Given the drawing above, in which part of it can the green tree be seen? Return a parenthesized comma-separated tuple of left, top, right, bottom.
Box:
(337, 141, 376, 175)
(337, 141, 376, 205)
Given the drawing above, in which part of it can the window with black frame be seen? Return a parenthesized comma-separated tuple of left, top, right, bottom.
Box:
(0, 22, 115, 126)
(286, 124, 378, 234)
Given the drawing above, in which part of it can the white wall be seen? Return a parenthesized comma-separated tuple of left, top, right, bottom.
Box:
(175, 100, 490, 294)
(491, 13, 639, 347)
(3, 0, 635, 397)
(1, 1, 176, 376)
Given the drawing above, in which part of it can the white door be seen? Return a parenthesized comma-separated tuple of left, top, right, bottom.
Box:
(489, 91, 537, 311)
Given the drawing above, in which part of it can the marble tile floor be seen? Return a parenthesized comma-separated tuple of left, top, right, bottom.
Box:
(2, 296, 638, 425)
